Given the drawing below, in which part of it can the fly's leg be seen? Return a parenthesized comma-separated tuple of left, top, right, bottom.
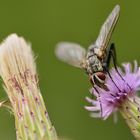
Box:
(102, 43, 121, 91)
(89, 76, 95, 99)
(89, 73, 103, 117)
(106, 43, 122, 77)
(108, 43, 131, 90)
(103, 43, 131, 90)
(103, 64, 121, 92)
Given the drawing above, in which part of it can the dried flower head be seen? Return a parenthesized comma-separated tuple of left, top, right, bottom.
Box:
(85, 61, 140, 139)
(0, 34, 58, 140)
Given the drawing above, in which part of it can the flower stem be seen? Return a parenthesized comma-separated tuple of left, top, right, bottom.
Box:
(120, 97, 140, 140)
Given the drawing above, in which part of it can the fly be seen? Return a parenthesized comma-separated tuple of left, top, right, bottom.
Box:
(55, 5, 121, 90)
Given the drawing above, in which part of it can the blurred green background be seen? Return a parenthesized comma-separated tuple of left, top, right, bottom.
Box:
(0, 0, 139, 140)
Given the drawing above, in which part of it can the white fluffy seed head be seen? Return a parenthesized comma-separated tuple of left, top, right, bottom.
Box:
(0, 34, 58, 140)
(0, 33, 36, 84)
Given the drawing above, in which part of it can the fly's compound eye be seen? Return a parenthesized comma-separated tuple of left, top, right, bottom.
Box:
(93, 72, 106, 86)
(96, 72, 106, 81)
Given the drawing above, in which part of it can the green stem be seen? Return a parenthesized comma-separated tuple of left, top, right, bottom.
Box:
(120, 97, 140, 140)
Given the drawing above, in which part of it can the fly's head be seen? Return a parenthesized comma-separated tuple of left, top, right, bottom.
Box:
(89, 72, 108, 90)
(92, 72, 108, 90)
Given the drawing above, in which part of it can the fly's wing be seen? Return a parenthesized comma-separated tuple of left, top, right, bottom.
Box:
(55, 42, 86, 68)
(94, 5, 120, 54)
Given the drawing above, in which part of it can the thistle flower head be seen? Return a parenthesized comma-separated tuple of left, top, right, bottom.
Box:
(0, 34, 58, 140)
(86, 61, 140, 119)
(86, 61, 140, 139)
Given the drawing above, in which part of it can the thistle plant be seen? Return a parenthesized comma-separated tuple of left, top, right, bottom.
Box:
(1, 33, 140, 140)
(85, 61, 140, 139)
(0, 34, 58, 140)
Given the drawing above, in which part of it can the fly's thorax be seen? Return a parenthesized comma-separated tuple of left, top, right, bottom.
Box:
(86, 51, 103, 74)
(94, 47, 105, 59)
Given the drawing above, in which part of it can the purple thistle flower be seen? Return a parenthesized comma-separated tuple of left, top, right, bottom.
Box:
(85, 61, 140, 138)
(86, 61, 140, 119)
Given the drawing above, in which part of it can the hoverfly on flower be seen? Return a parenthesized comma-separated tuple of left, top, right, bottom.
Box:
(55, 5, 120, 90)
